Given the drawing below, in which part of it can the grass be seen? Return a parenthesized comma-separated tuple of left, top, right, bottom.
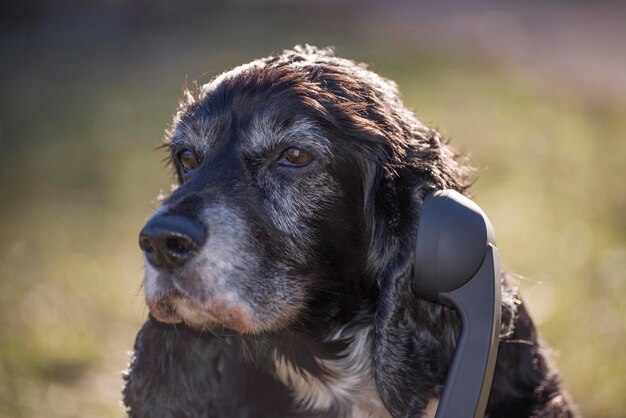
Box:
(0, 5, 624, 417)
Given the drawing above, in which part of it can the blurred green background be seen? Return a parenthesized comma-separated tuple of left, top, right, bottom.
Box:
(1, 1, 625, 417)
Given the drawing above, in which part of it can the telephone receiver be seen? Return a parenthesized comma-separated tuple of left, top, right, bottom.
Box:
(413, 190, 501, 418)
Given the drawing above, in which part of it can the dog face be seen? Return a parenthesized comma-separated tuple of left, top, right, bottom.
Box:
(140, 63, 376, 335)
(139, 46, 469, 336)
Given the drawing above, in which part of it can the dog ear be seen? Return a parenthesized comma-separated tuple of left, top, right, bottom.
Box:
(369, 170, 572, 418)
(366, 163, 460, 417)
(362, 132, 474, 416)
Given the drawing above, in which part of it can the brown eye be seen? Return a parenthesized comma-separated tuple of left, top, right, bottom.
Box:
(277, 147, 314, 167)
(178, 149, 199, 172)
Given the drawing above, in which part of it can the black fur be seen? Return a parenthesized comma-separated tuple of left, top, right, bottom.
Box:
(123, 45, 577, 417)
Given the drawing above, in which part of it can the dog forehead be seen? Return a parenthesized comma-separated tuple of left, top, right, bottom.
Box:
(171, 104, 226, 155)
(241, 114, 333, 156)
(172, 96, 333, 158)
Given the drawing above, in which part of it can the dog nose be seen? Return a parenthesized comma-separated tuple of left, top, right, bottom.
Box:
(139, 215, 207, 269)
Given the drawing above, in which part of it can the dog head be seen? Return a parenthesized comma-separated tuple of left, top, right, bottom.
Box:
(139, 45, 470, 336)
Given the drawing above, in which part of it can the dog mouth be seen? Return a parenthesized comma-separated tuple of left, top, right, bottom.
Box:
(146, 289, 193, 324)
(146, 288, 186, 324)
(145, 273, 261, 333)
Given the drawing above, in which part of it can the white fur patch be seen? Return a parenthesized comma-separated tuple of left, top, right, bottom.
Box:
(423, 399, 439, 418)
(142, 262, 161, 300)
(142, 204, 169, 300)
(274, 325, 440, 418)
(274, 326, 392, 418)
(243, 116, 333, 160)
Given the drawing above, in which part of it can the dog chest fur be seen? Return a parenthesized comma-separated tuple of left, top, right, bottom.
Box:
(274, 325, 393, 418)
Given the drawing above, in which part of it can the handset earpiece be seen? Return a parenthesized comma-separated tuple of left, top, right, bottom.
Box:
(413, 190, 501, 418)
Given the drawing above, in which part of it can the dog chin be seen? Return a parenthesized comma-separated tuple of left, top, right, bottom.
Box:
(145, 283, 266, 334)
(170, 297, 220, 327)
(143, 264, 297, 334)
(147, 291, 236, 330)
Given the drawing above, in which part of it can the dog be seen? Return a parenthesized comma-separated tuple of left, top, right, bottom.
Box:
(123, 45, 578, 418)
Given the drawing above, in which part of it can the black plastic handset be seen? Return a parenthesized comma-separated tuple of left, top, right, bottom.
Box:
(413, 190, 501, 418)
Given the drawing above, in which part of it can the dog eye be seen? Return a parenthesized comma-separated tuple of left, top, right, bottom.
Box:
(178, 149, 199, 172)
(277, 147, 314, 167)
